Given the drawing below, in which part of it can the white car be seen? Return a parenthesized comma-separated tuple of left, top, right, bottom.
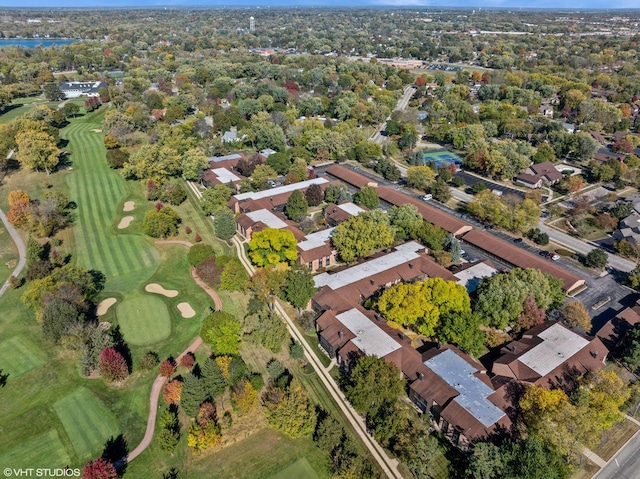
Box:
(422, 194, 433, 201)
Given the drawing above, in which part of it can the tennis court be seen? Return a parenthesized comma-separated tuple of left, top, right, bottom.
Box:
(422, 150, 463, 170)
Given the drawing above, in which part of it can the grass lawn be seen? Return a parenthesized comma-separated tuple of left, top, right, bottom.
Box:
(0, 96, 47, 124)
(269, 457, 321, 479)
(592, 418, 640, 461)
(116, 295, 172, 346)
(64, 113, 160, 294)
(2, 430, 71, 469)
(53, 387, 120, 460)
(570, 455, 600, 479)
(0, 224, 19, 286)
(0, 336, 45, 381)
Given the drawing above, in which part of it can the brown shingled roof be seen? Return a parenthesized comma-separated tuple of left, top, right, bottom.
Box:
(462, 230, 585, 293)
(377, 186, 473, 236)
(325, 164, 378, 188)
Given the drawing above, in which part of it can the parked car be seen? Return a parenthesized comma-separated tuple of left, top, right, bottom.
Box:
(422, 194, 433, 201)
(513, 238, 523, 244)
(551, 254, 560, 261)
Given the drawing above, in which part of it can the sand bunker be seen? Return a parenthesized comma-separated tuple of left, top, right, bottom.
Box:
(123, 201, 135, 212)
(117, 216, 134, 229)
(177, 302, 196, 318)
(90, 128, 103, 133)
(97, 298, 117, 316)
(145, 283, 179, 298)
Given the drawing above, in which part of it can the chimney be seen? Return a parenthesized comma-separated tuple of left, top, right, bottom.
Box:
(370, 279, 375, 285)
(409, 263, 414, 269)
(591, 350, 598, 358)
(338, 331, 343, 339)
(418, 372, 424, 380)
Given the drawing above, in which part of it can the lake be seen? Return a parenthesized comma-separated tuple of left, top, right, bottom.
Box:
(0, 38, 79, 48)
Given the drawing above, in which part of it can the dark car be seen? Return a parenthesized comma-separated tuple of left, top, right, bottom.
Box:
(513, 238, 523, 244)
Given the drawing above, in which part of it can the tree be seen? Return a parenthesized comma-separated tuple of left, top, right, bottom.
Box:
(250, 164, 278, 190)
(262, 379, 317, 438)
(444, 233, 462, 261)
(560, 301, 592, 331)
(248, 228, 298, 266)
(332, 211, 395, 263)
(354, 185, 379, 209)
(515, 295, 546, 333)
(417, 221, 448, 251)
(7, 190, 31, 228)
(565, 175, 585, 196)
(284, 190, 308, 221)
(388, 204, 423, 241)
(431, 178, 451, 202)
(159, 359, 176, 377)
(305, 183, 324, 207)
(407, 166, 437, 191)
(181, 373, 208, 418)
(290, 341, 305, 360)
(346, 355, 404, 421)
(187, 243, 216, 267)
(231, 379, 257, 416)
(220, 258, 248, 291)
(324, 183, 350, 204)
(188, 402, 221, 452)
(15, 130, 60, 175)
(584, 248, 608, 269)
(620, 324, 640, 374)
(43, 83, 64, 101)
(267, 359, 286, 380)
(201, 311, 242, 356)
(163, 379, 183, 404)
(533, 143, 557, 164)
(82, 457, 118, 479)
(160, 181, 187, 205)
(201, 184, 233, 215)
(41, 298, 84, 343)
(282, 264, 316, 314)
(213, 206, 236, 241)
(61, 102, 80, 119)
(475, 268, 564, 329)
(377, 278, 471, 337)
(99, 347, 129, 383)
(201, 356, 227, 399)
(142, 206, 181, 238)
(181, 148, 209, 181)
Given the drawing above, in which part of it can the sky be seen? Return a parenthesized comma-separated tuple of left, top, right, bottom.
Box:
(1, 0, 639, 9)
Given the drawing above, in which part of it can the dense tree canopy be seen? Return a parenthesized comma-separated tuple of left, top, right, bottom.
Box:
(248, 228, 298, 266)
(331, 211, 395, 263)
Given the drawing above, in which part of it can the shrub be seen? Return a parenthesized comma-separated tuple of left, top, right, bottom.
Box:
(196, 257, 223, 287)
(472, 182, 487, 194)
(451, 176, 465, 187)
(220, 258, 248, 291)
(82, 457, 117, 479)
(195, 234, 202, 243)
(185, 226, 192, 234)
(160, 181, 187, 206)
(187, 243, 216, 267)
(137, 351, 159, 370)
(142, 207, 181, 238)
(8, 275, 23, 289)
(99, 348, 129, 383)
(105, 148, 129, 169)
(180, 352, 195, 369)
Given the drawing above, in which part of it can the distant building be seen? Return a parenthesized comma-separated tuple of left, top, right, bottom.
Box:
(249, 16, 255, 32)
(515, 161, 563, 189)
(59, 81, 107, 99)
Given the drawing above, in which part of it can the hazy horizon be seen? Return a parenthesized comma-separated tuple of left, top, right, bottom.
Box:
(1, 0, 639, 10)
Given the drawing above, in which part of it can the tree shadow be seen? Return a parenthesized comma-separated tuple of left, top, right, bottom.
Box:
(102, 434, 128, 476)
(110, 325, 133, 373)
(162, 468, 180, 479)
(0, 369, 9, 387)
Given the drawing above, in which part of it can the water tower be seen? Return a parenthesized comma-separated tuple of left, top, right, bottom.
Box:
(250, 16, 255, 32)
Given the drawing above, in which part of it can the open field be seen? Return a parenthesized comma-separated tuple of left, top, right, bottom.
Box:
(53, 387, 120, 460)
(2, 430, 71, 469)
(0, 336, 45, 381)
(117, 295, 172, 346)
(269, 457, 321, 479)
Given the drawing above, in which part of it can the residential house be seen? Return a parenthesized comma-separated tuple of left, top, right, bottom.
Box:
(221, 127, 246, 143)
(597, 298, 640, 350)
(590, 131, 607, 145)
(452, 260, 498, 293)
(514, 161, 563, 189)
(492, 322, 608, 388)
(539, 105, 554, 118)
(594, 148, 626, 163)
(229, 177, 330, 214)
(324, 202, 366, 226)
(297, 228, 337, 271)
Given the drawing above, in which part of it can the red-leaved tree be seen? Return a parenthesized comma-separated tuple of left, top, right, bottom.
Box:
(99, 348, 129, 383)
(82, 457, 117, 479)
(159, 359, 176, 377)
(179, 353, 195, 369)
(163, 379, 183, 404)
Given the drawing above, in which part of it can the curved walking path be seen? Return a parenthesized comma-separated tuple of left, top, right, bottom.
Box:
(114, 239, 224, 467)
(116, 336, 203, 467)
(0, 207, 27, 298)
(231, 236, 403, 478)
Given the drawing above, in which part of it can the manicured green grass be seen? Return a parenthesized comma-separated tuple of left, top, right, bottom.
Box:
(53, 387, 120, 460)
(0, 97, 46, 124)
(0, 336, 45, 381)
(2, 430, 71, 469)
(0, 225, 19, 286)
(269, 457, 321, 479)
(64, 116, 160, 294)
(117, 295, 172, 346)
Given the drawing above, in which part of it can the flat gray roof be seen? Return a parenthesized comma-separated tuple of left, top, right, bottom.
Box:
(337, 202, 365, 216)
(298, 228, 334, 251)
(245, 209, 288, 229)
(211, 167, 240, 183)
(425, 348, 506, 428)
(336, 308, 401, 358)
(314, 241, 423, 290)
(208, 153, 243, 162)
(518, 323, 589, 377)
(454, 262, 498, 293)
(234, 177, 328, 202)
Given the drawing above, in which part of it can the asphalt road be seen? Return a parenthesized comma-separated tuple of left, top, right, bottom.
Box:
(371, 86, 416, 146)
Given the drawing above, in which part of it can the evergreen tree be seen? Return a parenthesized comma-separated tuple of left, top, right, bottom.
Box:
(181, 373, 208, 418)
(284, 189, 308, 221)
(200, 357, 227, 399)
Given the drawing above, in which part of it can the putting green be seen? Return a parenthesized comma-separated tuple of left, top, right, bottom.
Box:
(0, 336, 45, 381)
(269, 457, 321, 479)
(117, 295, 171, 346)
(2, 430, 70, 469)
(53, 388, 120, 460)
